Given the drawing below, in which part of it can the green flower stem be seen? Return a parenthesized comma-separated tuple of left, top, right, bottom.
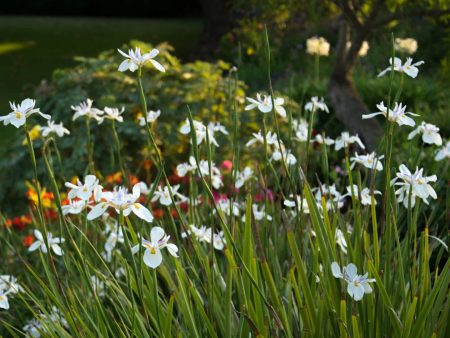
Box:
(315, 54, 320, 86)
(136, 67, 189, 233)
(112, 120, 128, 186)
(86, 116, 95, 174)
(25, 123, 45, 229)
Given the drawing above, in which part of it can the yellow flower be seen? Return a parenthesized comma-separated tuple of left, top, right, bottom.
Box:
(246, 47, 255, 56)
(22, 125, 41, 145)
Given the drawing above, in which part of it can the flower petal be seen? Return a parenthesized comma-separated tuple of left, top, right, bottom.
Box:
(143, 248, 163, 269)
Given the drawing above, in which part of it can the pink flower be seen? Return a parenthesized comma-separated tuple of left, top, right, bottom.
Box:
(221, 160, 233, 171)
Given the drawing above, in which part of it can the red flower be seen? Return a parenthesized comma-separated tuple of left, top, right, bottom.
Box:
(23, 235, 34, 247)
(12, 215, 32, 231)
(153, 208, 164, 219)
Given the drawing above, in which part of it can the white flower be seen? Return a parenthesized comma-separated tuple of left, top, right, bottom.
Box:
(23, 319, 44, 337)
(139, 110, 161, 126)
(394, 38, 418, 55)
(65, 175, 101, 201)
(209, 230, 226, 250)
(62, 199, 88, 215)
(87, 183, 153, 222)
(313, 184, 345, 211)
(346, 41, 369, 57)
(105, 227, 124, 253)
(118, 47, 165, 72)
(71, 99, 104, 123)
(313, 134, 335, 145)
(331, 262, 375, 301)
(176, 157, 223, 189)
(378, 57, 424, 78)
(435, 141, 450, 161)
(0, 99, 50, 128)
(179, 118, 220, 147)
(235, 167, 253, 189)
(28, 230, 65, 256)
(284, 195, 310, 214)
(350, 152, 384, 171)
(182, 225, 226, 250)
(208, 122, 229, 135)
(215, 198, 240, 216)
(344, 185, 381, 206)
(252, 204, 272, 221)
(0, 275, 22, 296)
(334, 132, 365, 150)
(306, 36, 330, 56)
(246, 130, 278, 147)
(292, 119, 309, 142)
(245, 94, 286, 117)
(408, 121, 442, 146)
(391, 164, 437, 207)
(304, 96, 329, 113)
(362, 101, 418, 127)
(271, 142, 297, 165)
(335, 229, 348, 254)
(90, 275, 105, 297)
(41, 120, 70, 138)
(151, 184, 187, 206)
(0, 290, 10, 310)
(132, 227, 178, 268)
(103, 106, 125, 123)
(45, 306, 69, 329)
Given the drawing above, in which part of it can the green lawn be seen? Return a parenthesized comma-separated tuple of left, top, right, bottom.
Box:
(0, 16, 202, 145)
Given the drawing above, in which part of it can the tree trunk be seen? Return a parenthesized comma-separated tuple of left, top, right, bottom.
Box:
(327, 20, 382, 150)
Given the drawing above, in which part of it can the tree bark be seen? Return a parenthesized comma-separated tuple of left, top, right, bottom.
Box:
(327, 19, 382, 150)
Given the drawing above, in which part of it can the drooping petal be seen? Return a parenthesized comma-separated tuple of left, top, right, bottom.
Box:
(331, 262, 342, 278)
(118, 59, 131, 72)
(165, 243, 179, 257)
(0, 295, 9, 310)
(347, 282, 365, 301)
(34, 230, 44, 242)
(51, 244, 64, 256)
(28, 241, 42, 252)
(362, 281, 373, 294)
(87, 203, 109, 220)
(143, 248, 163, 268)
(131, 203, 154, 223)
(150, 59, 165, 72)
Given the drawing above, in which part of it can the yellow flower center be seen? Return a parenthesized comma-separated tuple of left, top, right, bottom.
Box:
(15, 111, 21, 119)
(151, 247, 156, 254)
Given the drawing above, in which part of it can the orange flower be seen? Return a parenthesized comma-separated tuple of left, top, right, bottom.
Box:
(143, 160, 152, 171)
(23, 235, 34, 247)
(105, 172, 123, 185)
(3, 218, 13, 228)
(25, 182, 54, 208)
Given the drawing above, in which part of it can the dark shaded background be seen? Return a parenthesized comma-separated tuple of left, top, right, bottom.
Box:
(0, 0, 202, 17)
